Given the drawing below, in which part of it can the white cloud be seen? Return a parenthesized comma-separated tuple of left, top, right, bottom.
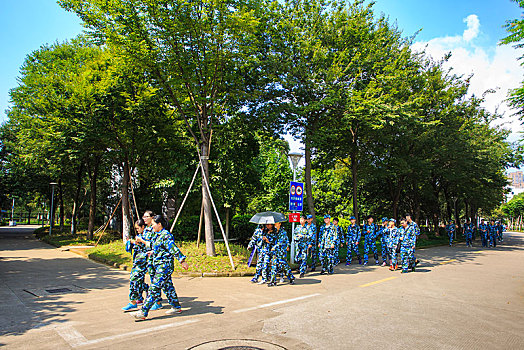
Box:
(463, 14, 480, 42)
(412, 14, 524, 142)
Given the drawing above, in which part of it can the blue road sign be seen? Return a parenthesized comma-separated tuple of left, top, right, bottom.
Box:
(289, 181, 304, 211)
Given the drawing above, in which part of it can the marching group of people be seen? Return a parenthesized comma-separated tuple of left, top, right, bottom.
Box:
(447, 219, 505, 248)
(248, 214, 507, 287)
(121, 209, 506, 321)
(248, 213, 423, 287)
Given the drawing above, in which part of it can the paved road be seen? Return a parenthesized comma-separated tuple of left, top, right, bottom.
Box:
(1, 225, 523, 349)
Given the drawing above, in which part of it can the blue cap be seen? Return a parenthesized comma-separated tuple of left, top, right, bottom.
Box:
(306, 214, 313, 219)
(324, 214, 331, 219)
(389, 218, 396, 223)
(381, 217, 389, 222)
(349, 216, 356, 220)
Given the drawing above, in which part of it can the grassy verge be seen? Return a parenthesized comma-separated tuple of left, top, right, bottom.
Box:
(86, 241, 256, 276)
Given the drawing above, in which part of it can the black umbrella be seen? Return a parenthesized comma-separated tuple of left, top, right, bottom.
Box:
(249, 211, 286, 224)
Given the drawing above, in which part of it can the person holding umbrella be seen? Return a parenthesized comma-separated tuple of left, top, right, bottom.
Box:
(248, 212, 283, 284)
(268, 221, 295, 286)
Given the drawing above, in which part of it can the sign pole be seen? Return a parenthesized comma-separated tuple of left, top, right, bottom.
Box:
(291, 167, 296, 264)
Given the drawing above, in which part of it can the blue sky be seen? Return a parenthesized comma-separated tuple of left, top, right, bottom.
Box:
(0, 0, 523, 126)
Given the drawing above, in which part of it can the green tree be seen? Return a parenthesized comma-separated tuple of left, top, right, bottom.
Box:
(60, 0, 268, 256)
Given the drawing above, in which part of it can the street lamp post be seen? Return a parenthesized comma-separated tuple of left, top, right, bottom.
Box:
(288, 152, 302, 264)
(10, 197, 15, 226)
(49, 182, 58, 236)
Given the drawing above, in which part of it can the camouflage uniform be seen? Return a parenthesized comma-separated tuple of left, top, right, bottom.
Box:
(126, 235, 149, 302)
(306, 222, 318, 270)
(269, 228, 295, 284)
(362, 223, 379, 265)
(259, 227, 278, 282)
(345, 223, 362, 264)
(387, 226, 400, 267)
(464, 223, 474, 247)
(399, 225, 416, 273)
(488, 224, 497, 248)
(333, 224, 344, 265)
(248, 227, 264, 282)
(319, 223, 337, 274)
(479, 223, 489, 247)
(446, 223, 455, 246)
(293, 224, 310, 275)
(141, 229, 186, 317)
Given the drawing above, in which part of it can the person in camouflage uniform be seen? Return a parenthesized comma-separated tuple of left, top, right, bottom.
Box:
(133, 215, 189, 321)
(319, 215, 337, 275)
(464, 220, 474, 247)
(257, 224, 278, 284)
(248, 226, 265, 283)
(122, 219, 149, 312)
(268, 222, 295, 286)
(387, 219, 400, 271)
(488, 220, 497, 248)
(306, 215, 318, 271)
(345, 216, 362, 265)
(398, 219, 416, 273)
(362, 215, 379, 265)
(332, 217, 344, 265)
(479, 220, 489, 247)
(293, 215, 310, 278)
(446, 220, 455, 246)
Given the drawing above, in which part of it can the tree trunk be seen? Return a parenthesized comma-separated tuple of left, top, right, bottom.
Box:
(87, 159, 99, 240)
(391, 176, 404, 221)
(121, 158, 132, 242)
(58, 178, 65, 232)
(350, 149, 359, 223)
(454, 197, 460, 229)
(71, 163, 84, 235)
(27, 208, 31, 224)
(201, 141, 216, 256)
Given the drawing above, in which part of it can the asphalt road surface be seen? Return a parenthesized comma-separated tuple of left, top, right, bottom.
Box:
(1, 225, 523, 349)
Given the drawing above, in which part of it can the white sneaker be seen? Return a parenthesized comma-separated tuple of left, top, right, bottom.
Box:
(257, 280, 267, 285)
(165, 307, 182, 315)
(279, 277, 285, 283)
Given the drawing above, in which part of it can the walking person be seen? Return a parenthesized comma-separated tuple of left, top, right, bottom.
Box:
(446, 220, 455, 246)
(248, 225, 264, 283)
(387, 219, 400, 271)
(399, 218, 416, 273)
(132, 215, 189, 321)
(122, 219, 149, 311)
(464, 220, 474, 247)
(479, 220, 489, 248)
(406, 214, 420, 267)
(362, 215, 379, 265)
(332, 217, 344, 265)
(306, 215, 318, 271)
(268, 221, 295, 286)
(319, 215, 337, 275)
(345, 216, 362, 265)
(293, 215, 310, 278)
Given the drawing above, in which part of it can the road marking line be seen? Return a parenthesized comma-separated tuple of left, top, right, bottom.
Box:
(56, 319, 200, 348)
(55, 325, 88, 348)
(439, 259, 457, 264)
(233, 293, 321, 313)
(359, 276, 398, 288)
